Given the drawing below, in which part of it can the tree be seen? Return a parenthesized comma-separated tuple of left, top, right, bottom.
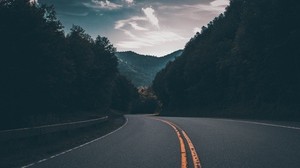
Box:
(153, 0, 300, 120)
(0, 0, 139, 129)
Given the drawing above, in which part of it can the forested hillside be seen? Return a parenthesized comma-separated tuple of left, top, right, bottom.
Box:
(116, 50, 182, 86)
(0, 0, 138, 129)
(153, 0, 300, 120)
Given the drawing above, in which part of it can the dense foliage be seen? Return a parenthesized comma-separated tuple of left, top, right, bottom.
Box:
(131, 87, 161, 114)
(0, 0, 138, 128)
(153, 0, 300, 120)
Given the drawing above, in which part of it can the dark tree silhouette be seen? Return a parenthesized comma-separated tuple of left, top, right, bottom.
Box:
(153, 0, 300, 120)
(0, 0, 139, 129)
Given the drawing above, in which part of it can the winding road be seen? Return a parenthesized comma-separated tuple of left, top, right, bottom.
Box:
(24, 115, 300, 168)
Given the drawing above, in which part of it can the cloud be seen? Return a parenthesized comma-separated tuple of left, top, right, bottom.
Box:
(129, 22, 148, 31)
(30, 0, 39, 5)
(114, 5, 185, 51)
(142, 7, 159, 29)
(117, 41, 151, 49)
(115, 16, 147, 29)
(117, 31, 185, 49)
(193, 27, 201, 33)
(38, 0, 229, 56)
(158, 0, 229, 15)
(83, 0, 123, 10)
(156, 0, 230, 34)
(124, 0, 134, 4)
(210, 0, 229, 7)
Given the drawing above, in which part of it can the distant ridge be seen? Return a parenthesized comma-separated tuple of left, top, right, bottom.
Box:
(115, 50, 183, 86)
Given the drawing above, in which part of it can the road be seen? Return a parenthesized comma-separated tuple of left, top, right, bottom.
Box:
(24, 115, 300, 168)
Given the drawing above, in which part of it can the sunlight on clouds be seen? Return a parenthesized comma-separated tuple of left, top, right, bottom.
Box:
(115, 6, 184, 51)
(112, 0, 229, 55)
(142, 7, 159, 29)
(39, 0, 230, 56)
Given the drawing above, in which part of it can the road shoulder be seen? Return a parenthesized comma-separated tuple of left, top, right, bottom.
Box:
(0, 116, 126, 168)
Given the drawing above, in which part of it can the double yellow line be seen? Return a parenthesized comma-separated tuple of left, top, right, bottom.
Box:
(151, 118, 201, 168)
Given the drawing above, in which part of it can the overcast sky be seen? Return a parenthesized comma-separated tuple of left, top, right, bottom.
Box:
(38, 0, 229, 56)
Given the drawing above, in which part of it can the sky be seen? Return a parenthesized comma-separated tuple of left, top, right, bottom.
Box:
(38, 0, 229, 56)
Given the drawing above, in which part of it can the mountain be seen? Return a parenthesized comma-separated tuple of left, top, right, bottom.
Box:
(115, 50, 183, 87)
(152, 0, 300, 120)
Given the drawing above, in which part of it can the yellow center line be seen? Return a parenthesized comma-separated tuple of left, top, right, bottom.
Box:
(182, 130, 201, 168)
(155, 118, 187, 168)
(150, 117, 202, 168)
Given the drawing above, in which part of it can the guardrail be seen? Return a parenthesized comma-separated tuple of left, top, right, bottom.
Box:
(0, 116, 108, 142)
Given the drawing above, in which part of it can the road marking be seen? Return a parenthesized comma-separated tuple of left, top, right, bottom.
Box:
(155, 119, 187, 168)
(218, 119, 300, 130)
(0, 116, 108, 133)
(182, 130, 201, 168)
(21, 117, 129, 168)
(152, 118, 201, 168)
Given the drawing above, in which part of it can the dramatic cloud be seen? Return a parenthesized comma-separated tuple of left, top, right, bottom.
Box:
(142, 7, 159, 29)
(114, 6, 184, 55)
(39, 0, 229, 56)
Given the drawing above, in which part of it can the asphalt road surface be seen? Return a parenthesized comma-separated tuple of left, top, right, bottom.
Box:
(23, 115, 300, 168)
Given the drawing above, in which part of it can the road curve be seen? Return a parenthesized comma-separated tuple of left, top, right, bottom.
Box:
(24, 115, 300, 168)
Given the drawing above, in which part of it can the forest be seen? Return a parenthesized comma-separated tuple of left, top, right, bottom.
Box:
(1, 0, 300, 128)
(0, 0, 139, 129)
(116, 50, 182, 86)
(153, 0, 300, 120)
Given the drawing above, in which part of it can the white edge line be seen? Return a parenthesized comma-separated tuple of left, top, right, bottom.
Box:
(21, 117, 129, 168)
(1, 116, 109, 133)
(218, 119, 300, 130)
